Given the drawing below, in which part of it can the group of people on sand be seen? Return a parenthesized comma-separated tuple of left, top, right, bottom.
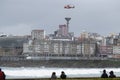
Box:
(51, 71, 67, 80)
(101, 69, 116, 78)
(51, 69, 117, 80)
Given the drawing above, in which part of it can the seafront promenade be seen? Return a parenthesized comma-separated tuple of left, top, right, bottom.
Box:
(1, 59, 120, 68)
(7, 78, 120, 80)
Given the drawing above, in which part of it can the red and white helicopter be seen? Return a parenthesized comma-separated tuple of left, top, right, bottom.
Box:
(64, 4, 75, 9)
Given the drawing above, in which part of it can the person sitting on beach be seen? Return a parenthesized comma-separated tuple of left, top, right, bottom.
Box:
(0, 68, 6, 80)
(109, 71, 116, 78)
(51, 72, 57, 80)
(101, 69, 108, 78)
(60, 71, 67, 79)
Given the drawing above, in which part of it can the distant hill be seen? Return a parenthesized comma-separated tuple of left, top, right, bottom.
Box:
(0, 37, 28, 48)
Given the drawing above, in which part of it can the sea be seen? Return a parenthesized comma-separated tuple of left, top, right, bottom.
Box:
(1, 67, 120, 79)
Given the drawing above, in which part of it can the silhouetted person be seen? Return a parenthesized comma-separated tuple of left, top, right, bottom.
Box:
(51, 72, 57, 80)
(0, 68, 6, 80)
(101, 69, 108, 78)
(60, 71, 67, 79)
(109, 71, 116, 78)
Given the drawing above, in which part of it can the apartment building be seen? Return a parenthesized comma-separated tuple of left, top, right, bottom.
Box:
(99, 46, 113, 57)
(31, 29, 45, 40)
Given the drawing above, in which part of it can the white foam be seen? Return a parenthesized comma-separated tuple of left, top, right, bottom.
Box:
(1, 67, 120, 79)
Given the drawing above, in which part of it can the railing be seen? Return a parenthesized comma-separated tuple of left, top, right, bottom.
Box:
(0, 55, 108, 61)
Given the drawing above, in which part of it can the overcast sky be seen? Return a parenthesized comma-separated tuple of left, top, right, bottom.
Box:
(0, 0, 120, 36)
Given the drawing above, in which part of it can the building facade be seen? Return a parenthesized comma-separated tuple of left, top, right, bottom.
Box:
(23, 39, 96, 57)
(31, 30, 45, 40)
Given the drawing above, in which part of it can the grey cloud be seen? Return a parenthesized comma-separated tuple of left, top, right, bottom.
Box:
(0, 0, 120, 36)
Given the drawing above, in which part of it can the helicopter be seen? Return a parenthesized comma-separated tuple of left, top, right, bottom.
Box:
(64, 4, 75, 9)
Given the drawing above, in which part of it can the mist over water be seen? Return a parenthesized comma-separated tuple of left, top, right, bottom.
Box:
(1, 67, 120, 79)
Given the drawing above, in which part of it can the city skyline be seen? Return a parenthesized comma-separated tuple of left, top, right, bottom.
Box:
(0, 0, 120, 36)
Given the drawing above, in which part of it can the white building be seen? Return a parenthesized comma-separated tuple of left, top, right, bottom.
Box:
(113, 46, 120, 54)
(23, 39, 96, 56)
(23, 40, 50, 54)
(31, 30, 45, 40)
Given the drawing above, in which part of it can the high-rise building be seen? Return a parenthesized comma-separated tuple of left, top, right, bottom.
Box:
(58, 24, 68, 36)
(31, 29, 45, 40)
